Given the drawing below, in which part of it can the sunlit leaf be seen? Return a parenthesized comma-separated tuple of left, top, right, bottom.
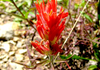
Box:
(17, 2, 25, 8)
(0, 2, 6, 9)
(83, 13, 93, 22)
(74, 0, 85, 9)
(2, 0, 11, 2)
(75, 4, 79, 9)
(80, 0, 85, 7)
(57, 0, 62, 2)
(88, 65, 97, 70)
(25, 0, 31, 7)
(60, 54, 73, 59)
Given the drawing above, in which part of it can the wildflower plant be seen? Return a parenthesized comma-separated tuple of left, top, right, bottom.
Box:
(30, 0, 68, 68)
(31, 0, 68, 55)
(5, 0, 98, 69)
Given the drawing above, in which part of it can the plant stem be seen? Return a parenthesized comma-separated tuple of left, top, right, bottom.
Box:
(11, 0, 36, 30)
(49, 55, 54, 70)
(54, 0, 90, 61)
(61, 0, 90, 49)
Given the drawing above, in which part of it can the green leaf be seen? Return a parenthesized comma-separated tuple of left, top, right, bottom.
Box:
(72, 55, 97, 61)
(88, 65, 97, 70)
(60, 54, 73, 60)
(93, 42, 100, 61)
(14, 17, 22, 22)
(0, 2, 6, 9)
(64, 0, 69, 7)
(74, 0, 86, 9)
(94, 53, 100, 61)
(3, 0, 18, 2)
(75, 4, 79, 9)
(98, 14, 100, 20)
(10, 13, 26, 22)
(57, 0, 62, 2)
(83, 14, 93, 22)
(2, 0, 11, 2)
(98, 0, 100, 20)
(72, 55, 93, 61)
(60, 54, 97, 62)
(80, 0, 85, 7)
(12, 13, 26, 20)
(60, 54, 95, 61)
(17, 2, 25, 8)
(25, 0, 32, 7)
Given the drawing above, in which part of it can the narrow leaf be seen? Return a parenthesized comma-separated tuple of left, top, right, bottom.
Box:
(72, 55, 96, 61)
(83, 14, 93, 22)
(88, 65, 97, 70)
(60, 54, 73, 60)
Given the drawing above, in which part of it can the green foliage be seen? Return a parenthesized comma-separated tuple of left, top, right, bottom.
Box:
(60, 54, 96, 61)
(98, 0, 100, 20)
(0, 2, 6, 9)
(24, 0, 32, 7)
(60, 54, 72, 60)
(74, 4, 79, 9)
(72, 55, 92, 61)
(1, 0, 35, 22)
(1, 0, 18, 2)
(80, 0, 86, 7)
(98, 15, 100, 20)
(88, 65, 97, 70)
(61, 0, 69, 8)
(93, 42, 100, 61)
(57, 0, 62, 2)
(1, 0, 11, 2)
(83, 13, 93, 22)
(75, 0, 86, 9)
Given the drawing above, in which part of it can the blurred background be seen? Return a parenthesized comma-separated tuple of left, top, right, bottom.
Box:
(0, 0, 99, 70)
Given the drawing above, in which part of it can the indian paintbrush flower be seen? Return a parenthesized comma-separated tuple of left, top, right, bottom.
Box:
(31, 0, 68, 55)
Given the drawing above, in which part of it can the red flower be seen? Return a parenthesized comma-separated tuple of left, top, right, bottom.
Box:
(31, 0, 68, 55)
(31, 40, 51, 55)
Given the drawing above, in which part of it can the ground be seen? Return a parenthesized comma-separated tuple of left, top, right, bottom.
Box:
(0, 0, 99, 70)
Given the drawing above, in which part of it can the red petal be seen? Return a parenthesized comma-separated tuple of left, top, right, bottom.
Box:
(31, 41, 50, 54)
(31, 42, 43, 54)
(51, 0, 57, 12)
(62, 12, 69, 18)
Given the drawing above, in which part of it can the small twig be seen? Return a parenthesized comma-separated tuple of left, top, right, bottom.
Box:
(25, 60, 47, 69)
(54, 0, 90, 61)
(65, 61, 71, 70)
(12, 61, 28, 67)
(31, 30, 36, 41)
(61, 0, 90, 49)
(11, 0, 25, 18)
(11, 0, 36, 30)
(49, 55, 55, 70)
(26, 45, 34, 66)
(31, 30, 37, 48)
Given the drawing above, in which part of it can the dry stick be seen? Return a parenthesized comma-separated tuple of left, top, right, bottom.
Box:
(11, 0, 36, 30)
(62, 0, 90, 49)
(54, 0, 90, 61)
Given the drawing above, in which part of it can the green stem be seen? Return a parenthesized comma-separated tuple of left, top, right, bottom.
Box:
(49, 55, 54, 70)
